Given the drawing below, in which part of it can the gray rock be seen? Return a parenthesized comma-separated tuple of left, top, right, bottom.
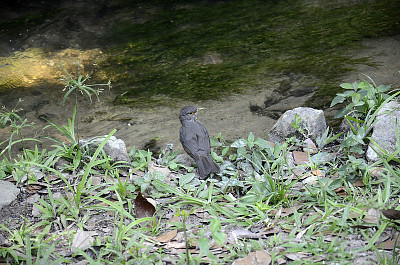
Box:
(0, 180, 20, 209)
(174, 153, 194, 167)
(80, 136, 130, 163)
(366, 101, 400, 162)
(268, 107, 327, 142)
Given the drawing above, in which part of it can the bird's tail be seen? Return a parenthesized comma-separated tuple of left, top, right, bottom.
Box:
(196, 155, 220, 180)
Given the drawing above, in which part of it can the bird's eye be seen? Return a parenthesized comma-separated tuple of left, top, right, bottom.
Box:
(189, 112, 194, 115)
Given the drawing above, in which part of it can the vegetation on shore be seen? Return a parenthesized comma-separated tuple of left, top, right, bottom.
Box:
(0, 65, 400, 264)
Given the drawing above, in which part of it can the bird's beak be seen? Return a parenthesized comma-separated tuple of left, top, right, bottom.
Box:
(197, 107, 205, 112)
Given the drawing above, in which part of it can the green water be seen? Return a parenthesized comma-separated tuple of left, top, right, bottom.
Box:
(102, 0, 400, 108)
(1, 0, 399, 109)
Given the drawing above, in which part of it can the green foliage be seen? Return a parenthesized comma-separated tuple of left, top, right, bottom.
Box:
(331, 77, 391, 119)
(0, 222, 69, 264)
(2, 75, 400, 264)
(316, 127, 343, 149)
(60, 63, 111, 105)
(291, 113, 310, 140)
(0, 99, 40, 159)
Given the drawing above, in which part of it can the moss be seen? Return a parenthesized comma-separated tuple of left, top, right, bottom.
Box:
(100, 0, 400, 107)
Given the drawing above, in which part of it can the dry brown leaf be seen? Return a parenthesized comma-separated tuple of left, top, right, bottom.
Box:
(353, 179, 364, 187)
(91, 176, 102, 185)
(291, 168, 306, 179)
(71, 229, 97, 252)
(134, 192, 156, 218)
(156, 230, 177, 243)
(376, 240, 400, 250)
(381, 209, 400, 220)
(45, 175, 60, 182)
(311, 169, 323, 176)
(232, 250, 271, 265)
(303, 138, 318, 154)
(148, 161, 171, 178)
(165, 241, 186, 249)
(292, 151, 310, 165)
(285, 252, 311, 261)
(167, 215, 181, 224)
(303, 175, 318, 185)
(334, 187, 347, 196)
(363, 208, 380, 224)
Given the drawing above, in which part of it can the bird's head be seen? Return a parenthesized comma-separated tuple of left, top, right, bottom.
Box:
(179, 106, 204, 122)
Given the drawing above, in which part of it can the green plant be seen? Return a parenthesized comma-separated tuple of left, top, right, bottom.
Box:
(291, 113, 311, 140)
(175, 208, 195, 265)
(242, 141, 294, 206)
(0, 99, 39, 159)
(60, 63, 111, 105)
(330, 77, 391, 119)
(0, 222, 68, 264)
(316, 127, 343, 149)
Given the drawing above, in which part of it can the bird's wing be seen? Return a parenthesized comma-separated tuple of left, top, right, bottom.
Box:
(180, 122, 211, 159)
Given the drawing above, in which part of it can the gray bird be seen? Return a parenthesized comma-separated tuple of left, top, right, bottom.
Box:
(179, 106, 220, 179)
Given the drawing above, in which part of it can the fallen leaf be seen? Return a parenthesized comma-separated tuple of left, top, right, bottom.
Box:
(303, 175, 318, 185)
(72, 229, 97, 252)
(292, 151, 310, 165)
(156, 230, 177, 243)
(165, 241, 186, 249)
(381, 209, 400, 220)
(303, 138, 318, 154)
(334, 187, 347, 196)
(148, 161, 171, 178)
(45, 175, 60, 182)
(91, 176, 102, 185)
(285, 252, 311, 261)
(311, 169, 323, 177)
(134, 192, 156, 218)
(232, 250, 271, 265)
(353, 179, 364, 187)
(376, 240, 400, 250)
(363, 208, 380, 224)
(167, 215, 181, 224)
